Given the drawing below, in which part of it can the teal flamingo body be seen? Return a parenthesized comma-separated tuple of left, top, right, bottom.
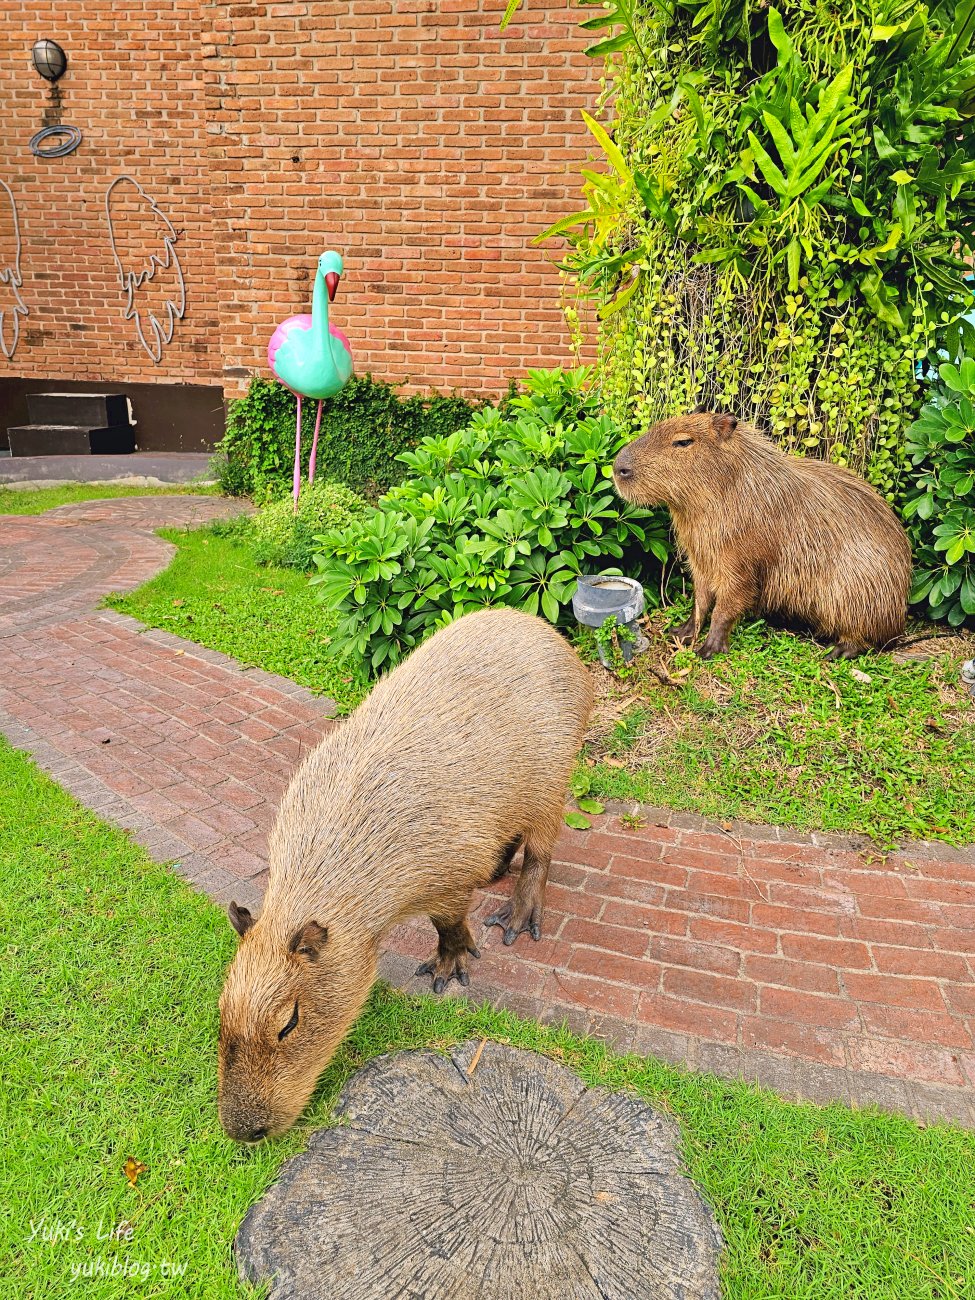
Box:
(268, 251, 354, 504)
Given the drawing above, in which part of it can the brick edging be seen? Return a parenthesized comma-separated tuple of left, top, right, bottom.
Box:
(97, 610, 338, 717)
(593, 799, 975, 865)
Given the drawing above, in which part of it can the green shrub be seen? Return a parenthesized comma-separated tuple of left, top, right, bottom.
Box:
(216, 375, 486, 499)
(544, 2, 975, 493)
(251, 480, 368, 571)
(310, 368, 669, 672)
(903, 360, 975, 626)
(205, 512, 255, 543)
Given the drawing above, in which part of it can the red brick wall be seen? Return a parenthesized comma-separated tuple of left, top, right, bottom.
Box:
(1, 1, 595, 406)
(0, 1, 221, 387)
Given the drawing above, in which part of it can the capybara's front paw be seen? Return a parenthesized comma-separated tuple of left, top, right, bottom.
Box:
(484, 899, 543, 947)
(416, 942, 480, 995)
(670, 618, 697, 645)
(698, 635, 728, 660)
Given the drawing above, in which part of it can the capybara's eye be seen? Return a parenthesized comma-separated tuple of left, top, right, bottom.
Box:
(278, 1001, 300, 1041)
(672, 438, 694, 448)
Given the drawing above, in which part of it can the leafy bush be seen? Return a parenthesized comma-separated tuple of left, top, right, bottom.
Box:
(216, 376, 486, 500)
(544, 2, 975, 492)
(310, 368, 668, 671)
(252, 480, 368, 571)
(903, 360, 975, 626)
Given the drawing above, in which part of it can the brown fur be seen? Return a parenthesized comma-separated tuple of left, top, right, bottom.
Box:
(217, 608, 593, 1140)
(613, 412, 912, 659)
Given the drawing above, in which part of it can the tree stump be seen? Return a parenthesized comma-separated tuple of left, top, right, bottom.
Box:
(236, 1041, 723, 1300)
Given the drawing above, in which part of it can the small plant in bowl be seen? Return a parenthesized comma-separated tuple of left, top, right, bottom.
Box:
(594, 613, 637, 678)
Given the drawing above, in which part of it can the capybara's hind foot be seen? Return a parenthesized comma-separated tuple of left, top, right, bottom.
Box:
(827, 640, 864, 661)
(484, 898, 543, 947)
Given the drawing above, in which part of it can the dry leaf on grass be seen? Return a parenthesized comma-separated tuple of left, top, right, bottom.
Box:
(122, 1157, 146, 1189)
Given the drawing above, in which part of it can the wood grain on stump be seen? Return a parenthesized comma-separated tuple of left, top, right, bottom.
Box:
(236, 1041, 723, 1300)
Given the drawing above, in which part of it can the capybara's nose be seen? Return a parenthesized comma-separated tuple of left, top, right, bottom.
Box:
(247, 1127, 267, 1143)
(613, 451, 634, 482)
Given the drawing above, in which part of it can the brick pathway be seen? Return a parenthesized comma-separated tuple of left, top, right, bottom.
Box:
(1, 497, 972, 1128)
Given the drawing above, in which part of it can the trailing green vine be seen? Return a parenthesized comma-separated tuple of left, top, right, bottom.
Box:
(536, 1, 975, 498)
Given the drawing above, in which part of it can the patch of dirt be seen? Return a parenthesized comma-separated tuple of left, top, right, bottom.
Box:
(584, 610, 702, 766)
(891, 626, 975, 721)
(890, 629, 974, 665)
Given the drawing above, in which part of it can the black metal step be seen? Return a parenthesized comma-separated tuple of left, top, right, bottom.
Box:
(26, 392, 130, 428)
(7, 424, 136, 457)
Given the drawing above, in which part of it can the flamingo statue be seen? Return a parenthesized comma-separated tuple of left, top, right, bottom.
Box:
(268, 250, 354, 507)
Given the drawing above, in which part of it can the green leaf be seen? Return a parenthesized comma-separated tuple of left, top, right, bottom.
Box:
(747, 130, 787, 197)
(786, 239, 801, 291)
(948, 602, 966, 625)
(599, 271, 643, 319)
(540, 588, 561, 623)
(570, 771, 591, 798)
(767, 7, 795, 61)
(946, 540, 968, 564)
(584, 32, 635, 57)
(563, 811, 592, 831)
(499, 0, 522, 32)
(581, 109, 631, 181)
(532, 210, 596, 245)
(577, 797, 606, 815)
(945, 0, 975, 67)
(939, 362, 964, 392)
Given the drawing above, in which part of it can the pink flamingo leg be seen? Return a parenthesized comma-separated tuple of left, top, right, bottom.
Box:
(308, 400, 323, 486)
(293, 394, 303, 512)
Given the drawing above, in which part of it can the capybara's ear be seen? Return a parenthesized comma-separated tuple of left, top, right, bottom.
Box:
(288, 920, 329, 961)
(690, 403, 708, 414)
(711, 412, 738, 440)
(228, 900, 256, 937)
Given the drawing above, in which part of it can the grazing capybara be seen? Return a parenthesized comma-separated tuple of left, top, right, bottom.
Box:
(612, 411, 912, 659)
(218, 608, 593, 1140)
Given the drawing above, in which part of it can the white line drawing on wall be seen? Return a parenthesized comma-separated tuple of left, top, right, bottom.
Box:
(0, 179, 29, 362)
(105, 175, 186, 364)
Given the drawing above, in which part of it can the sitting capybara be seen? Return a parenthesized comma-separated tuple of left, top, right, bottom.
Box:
(613, 411, 912, 659)
(218, 608, 593, 1141)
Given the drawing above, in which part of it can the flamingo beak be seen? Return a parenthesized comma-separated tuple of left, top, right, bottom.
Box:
(325, 272, 339, 302)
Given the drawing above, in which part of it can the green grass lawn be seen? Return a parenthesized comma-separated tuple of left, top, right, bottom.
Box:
(580, 607, 975, 846)
(105, 525, 367, 712)
(2, 736, 974, 1299)
(0, 483, 218, 516)
(1, 738, 975, 1294)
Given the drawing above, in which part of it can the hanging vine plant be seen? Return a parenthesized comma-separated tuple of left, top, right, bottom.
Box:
(534, 0, 975, 497)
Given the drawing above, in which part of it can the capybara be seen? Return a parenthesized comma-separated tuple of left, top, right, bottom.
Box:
(218, 607, 593, 1140)
(612, 411, 912, 659)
